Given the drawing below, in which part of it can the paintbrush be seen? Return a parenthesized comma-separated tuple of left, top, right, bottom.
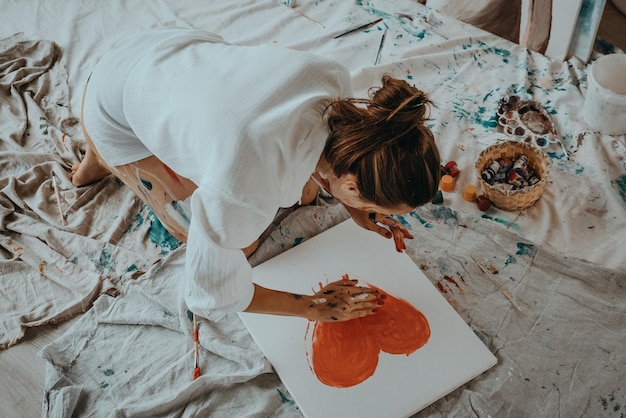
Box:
(51, 172, 66, 226)
(472, 258, 523, 313)
(333, 18, 383, 39)
(287, 6, 325, 28)
(374, 27, 387, 65)
(192, 313, 201, 380)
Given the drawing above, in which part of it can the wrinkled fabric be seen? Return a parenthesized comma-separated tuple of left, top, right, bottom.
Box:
(0, 0, 624, 417)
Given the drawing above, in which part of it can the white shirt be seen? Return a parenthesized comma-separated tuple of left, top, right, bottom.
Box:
(84, 28, 353, 320)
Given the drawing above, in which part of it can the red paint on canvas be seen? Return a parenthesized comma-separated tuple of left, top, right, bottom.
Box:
(308, 279, 430, 388)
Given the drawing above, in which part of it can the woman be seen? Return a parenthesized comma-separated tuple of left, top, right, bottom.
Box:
(72, 28, 441, 323)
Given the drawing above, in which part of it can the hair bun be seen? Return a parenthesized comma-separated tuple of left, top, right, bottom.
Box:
(369, 74, 431, 126)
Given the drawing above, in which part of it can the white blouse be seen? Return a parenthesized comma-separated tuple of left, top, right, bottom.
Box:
(84, 28, 353, 320)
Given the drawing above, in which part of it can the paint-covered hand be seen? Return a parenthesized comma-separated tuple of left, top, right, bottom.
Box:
(346, 207, 413, 252)
(307, 279, 385, 322)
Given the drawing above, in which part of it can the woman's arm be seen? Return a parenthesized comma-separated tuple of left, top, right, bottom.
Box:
(244, 279, 385, 322)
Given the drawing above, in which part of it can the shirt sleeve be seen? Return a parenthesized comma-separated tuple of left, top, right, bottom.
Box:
(183, 184, 274, 321)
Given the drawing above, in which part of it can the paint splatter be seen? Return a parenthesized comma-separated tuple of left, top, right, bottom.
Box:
(430, 205, 458, 227)
(276, 388, 295, 406)
(93, 243, 115, 272)
(409, 211, 433, 228)
(140, 178, 153, 190)
(308, 278, 430, 388)
(481, 214, 522, 233)
(515, 242, 536, 257)
(504, 255, 516, 267)
(103, 369, 114, 376)
(613, 175, 626, 202)
(443, 275, 461, 290)
(147, 209, 181, 253)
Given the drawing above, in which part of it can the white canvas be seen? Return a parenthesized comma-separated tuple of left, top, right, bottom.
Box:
(239, 219, 497, 418)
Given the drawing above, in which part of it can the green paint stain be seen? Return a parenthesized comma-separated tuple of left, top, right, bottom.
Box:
(294, 237, 304, 246)
(123, 212, 145, 235)
(613, 175, 626, 202)
(395, 215, 411, 229)
(515, 242, 535, 257)
(409, 212, 433, 228)
(147, 209, 180, 253)
(473, 106, 499, 129)
(93, 243, 115, 272)
(504, 255, 516, 266)
(481, 214, 522, 233)
(277, 388, 295, 406)
(431, 206, 458, 227)
(100, 382, 109, 389)
(103, 369, 114, 376)
(126, 264, 138, 272)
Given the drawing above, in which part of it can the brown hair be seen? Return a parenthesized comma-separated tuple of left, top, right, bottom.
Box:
(323, 74, 441, 208)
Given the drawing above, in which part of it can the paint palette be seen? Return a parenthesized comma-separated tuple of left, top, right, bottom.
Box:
(239, 219, 497, 418)
(496, 95, 559, 148)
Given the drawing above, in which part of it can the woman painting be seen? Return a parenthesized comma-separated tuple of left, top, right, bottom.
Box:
(72, 28, 441, 323)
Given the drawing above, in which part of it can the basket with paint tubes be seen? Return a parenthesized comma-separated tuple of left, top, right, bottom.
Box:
(475, 140, 551, 211)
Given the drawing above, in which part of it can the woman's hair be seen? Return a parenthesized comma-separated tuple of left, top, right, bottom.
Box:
(323, 74, 441, 209)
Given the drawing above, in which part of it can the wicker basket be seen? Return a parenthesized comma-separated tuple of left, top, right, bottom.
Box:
(474, 140, 551, 211)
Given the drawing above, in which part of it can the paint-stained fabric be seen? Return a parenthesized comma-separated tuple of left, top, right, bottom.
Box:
(1, 0, 625, 417)
(83, 28, 353, 320)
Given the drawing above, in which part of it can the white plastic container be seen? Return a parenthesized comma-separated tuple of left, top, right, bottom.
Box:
(582, 54, 626, 135)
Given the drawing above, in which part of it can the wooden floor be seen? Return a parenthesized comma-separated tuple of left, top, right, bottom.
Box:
(1, 6, 625, 418)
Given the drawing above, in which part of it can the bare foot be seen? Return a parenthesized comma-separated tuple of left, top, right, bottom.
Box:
(71, 153, 111, 187)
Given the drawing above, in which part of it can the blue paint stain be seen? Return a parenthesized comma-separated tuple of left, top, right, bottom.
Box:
(123, 212, 145, 235)
(481, 214, 522, 233)
(277, 388, 295, 406)
(147, 209, 181, 253)
(140, 178, 153, 190)
(93, 243, 115, 272)
(294, 237, 304, 246)
(613, 175, 626, 202)
(127, 264, 138, 272)
(515, 242, 536, 257)
(172, 200, 191, 224)
(473, 106, 499, 129)
(103, 369, 114, 376)
(409, 211, 433, 228)
(395, 215, 411, 229)
(430, 206, 458, 227)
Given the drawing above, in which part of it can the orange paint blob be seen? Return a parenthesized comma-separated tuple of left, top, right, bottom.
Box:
(308, 279, 431, 388)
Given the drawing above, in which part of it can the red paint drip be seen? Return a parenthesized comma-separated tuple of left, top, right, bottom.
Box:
(436, 281, 447, 293)
(443, 275, 461, 289)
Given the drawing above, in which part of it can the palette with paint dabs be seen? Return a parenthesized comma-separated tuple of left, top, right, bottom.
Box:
(496, 95, 561, 149)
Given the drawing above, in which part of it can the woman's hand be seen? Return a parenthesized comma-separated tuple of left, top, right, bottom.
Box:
(306, 279, 385, 322)
(343, 206, 414, 252)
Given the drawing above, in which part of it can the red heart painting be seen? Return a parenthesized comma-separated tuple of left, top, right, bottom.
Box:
(306, 274, 431, 388)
